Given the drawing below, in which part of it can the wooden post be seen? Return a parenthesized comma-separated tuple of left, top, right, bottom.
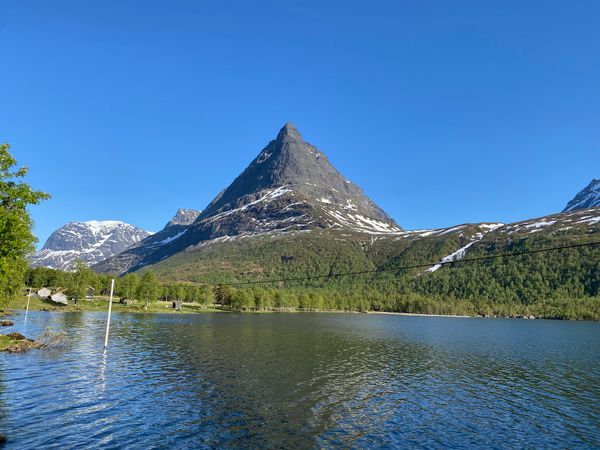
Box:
(104, 279, 115, 349)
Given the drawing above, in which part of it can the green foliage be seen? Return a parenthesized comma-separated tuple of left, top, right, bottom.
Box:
(65, 260, 94, 302)
(0, 144, 50, 306)
(117, 274, 139, 301)
(136, 271, 160, 308)
(26, 266, 62, 288)
(140, 227, 600, 320)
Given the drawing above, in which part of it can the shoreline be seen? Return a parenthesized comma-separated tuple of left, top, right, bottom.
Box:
(4, 304, 550, 321)
(4, 296, 594, 321)
(367, 311, 471, 318)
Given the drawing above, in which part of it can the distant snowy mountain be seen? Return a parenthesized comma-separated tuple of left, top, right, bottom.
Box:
(29, 221, 152, 270)
(92, 209, 202, 274)
(563, 179, 600, 212)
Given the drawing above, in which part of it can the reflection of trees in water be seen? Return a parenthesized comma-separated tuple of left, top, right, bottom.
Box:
(131, 314, 437, 448)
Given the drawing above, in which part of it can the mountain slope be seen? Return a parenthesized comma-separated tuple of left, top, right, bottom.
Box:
(143, 207, 600, 308)
(29, 221, 152, 270)
(563, 179, 600, 212)
(95, 123, 401, 275)
(146, 206, 600, 285)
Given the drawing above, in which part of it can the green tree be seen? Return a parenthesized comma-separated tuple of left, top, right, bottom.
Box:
(136, 271, 160, 309)
(66, 260, 93, 303)
(0, 144, 50, 307)
(214, 284, 235, 307)
(118, 274, 139, 301)
(197, 285, 214, 307)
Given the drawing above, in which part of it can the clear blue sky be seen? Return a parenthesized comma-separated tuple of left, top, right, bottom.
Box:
(1, 0, 599, 247)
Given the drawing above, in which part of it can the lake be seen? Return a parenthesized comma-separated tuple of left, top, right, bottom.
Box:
(1, 311, 599, 448)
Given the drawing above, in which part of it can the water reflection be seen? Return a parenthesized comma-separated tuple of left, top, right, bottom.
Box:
(1, 311, 599, 448)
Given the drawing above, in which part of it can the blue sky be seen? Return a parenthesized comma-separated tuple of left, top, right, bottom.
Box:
(1, 0, 599, 247)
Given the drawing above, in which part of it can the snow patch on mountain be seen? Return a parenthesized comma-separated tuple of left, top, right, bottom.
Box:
(157, 230, 188, 245)
(426, 241, 478, 273)
(206, 186, 293, 224)
(424, 223, 504, 273)
(524, 220, 557, 230)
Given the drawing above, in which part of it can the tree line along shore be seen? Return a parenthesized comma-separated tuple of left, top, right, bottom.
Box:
(6, 265, 599, 321)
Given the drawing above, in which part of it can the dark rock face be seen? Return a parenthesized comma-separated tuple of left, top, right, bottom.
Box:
(94, 123, 401, 275)
(563, 179, 600, 212)
(29, 221, 152, 270)
(200, 123, 396, 225)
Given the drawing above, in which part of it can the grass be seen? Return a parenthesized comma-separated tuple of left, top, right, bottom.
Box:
(7, 295, 223, 315)
(0, 334, 17, 351)
(0, 332, 40, 352)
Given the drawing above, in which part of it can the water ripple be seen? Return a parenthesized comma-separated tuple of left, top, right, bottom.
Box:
(1, 311, 599, 448)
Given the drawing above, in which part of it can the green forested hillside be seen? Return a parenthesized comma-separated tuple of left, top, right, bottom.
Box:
(135, 212, 600, 319)
(26, 209, 599, 320)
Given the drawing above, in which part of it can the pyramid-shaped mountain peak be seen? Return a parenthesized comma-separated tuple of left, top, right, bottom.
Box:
(94, 123, 401, 275)
(198, 123, 399, 229)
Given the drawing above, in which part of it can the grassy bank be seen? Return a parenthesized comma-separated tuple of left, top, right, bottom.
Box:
(0, 333, 39, 352)
(5, 294, 599, 321)
(0, 334, 21, 351)
(7, 295, 222, 315)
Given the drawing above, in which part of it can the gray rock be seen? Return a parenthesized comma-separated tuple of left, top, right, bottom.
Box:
(37, 288, 52, 298)
(165, 209, 202, 227)
(50, 293, 68, 305)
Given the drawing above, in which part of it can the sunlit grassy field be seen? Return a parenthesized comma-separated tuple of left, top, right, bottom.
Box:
(7, 295, 222, 315)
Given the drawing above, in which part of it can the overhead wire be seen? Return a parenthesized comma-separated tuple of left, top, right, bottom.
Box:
(161, 239, 600, 287)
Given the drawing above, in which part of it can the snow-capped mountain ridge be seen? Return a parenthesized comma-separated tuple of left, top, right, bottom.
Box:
(30, 221, 152, 270)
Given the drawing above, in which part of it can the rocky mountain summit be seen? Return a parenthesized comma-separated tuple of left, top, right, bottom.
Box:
(165, 208, 201, 227)
(95, 123, 401, 274)
(199, 122, 399, 230)
(563, 179, 600, 212)
(29, 221, 152, 270)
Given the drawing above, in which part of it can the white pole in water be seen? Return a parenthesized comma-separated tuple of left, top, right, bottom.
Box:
(24, 287, 32, 321)
(104, 279, 115, 349)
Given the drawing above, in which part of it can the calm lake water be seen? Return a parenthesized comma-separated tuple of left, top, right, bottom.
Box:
(1, 311, 599, 449)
